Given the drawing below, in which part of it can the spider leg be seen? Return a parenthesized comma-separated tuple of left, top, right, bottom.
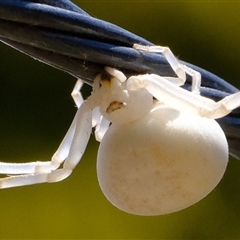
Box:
(0, 90, 83, 176)
(72, 79, 105, 140)
(53, 100, 92, 181)
(134, 44, 185, 85)
(201, 91, 240, 119)
(181, 65, 201, 94)
(0, 111, 77, 187)
(92, 107, 102, 128)
(105, 66, 127, 83)
(127, 73, 240, 119)
(0, 161, 57, 175)
(0, 101, 92, 188)
(71, 78, 84, 108)
(133, 44, 201, 93)
(95, 116, 110, 142)
(0, 78, 85, 176)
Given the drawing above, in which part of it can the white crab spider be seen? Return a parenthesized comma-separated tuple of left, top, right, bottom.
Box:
(1, 44, 240, 216)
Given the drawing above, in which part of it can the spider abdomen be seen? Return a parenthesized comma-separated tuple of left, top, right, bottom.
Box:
(97, 104, 228, 216)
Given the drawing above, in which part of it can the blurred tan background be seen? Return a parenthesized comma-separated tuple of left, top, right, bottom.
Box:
(1, 1, 240, 238)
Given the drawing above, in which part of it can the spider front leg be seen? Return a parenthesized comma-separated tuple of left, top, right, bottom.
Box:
(0, 100, 92, 189)
(71, 78, 84, 108)
(127, 73, 240, 119)
(133, 44, 201, 94)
